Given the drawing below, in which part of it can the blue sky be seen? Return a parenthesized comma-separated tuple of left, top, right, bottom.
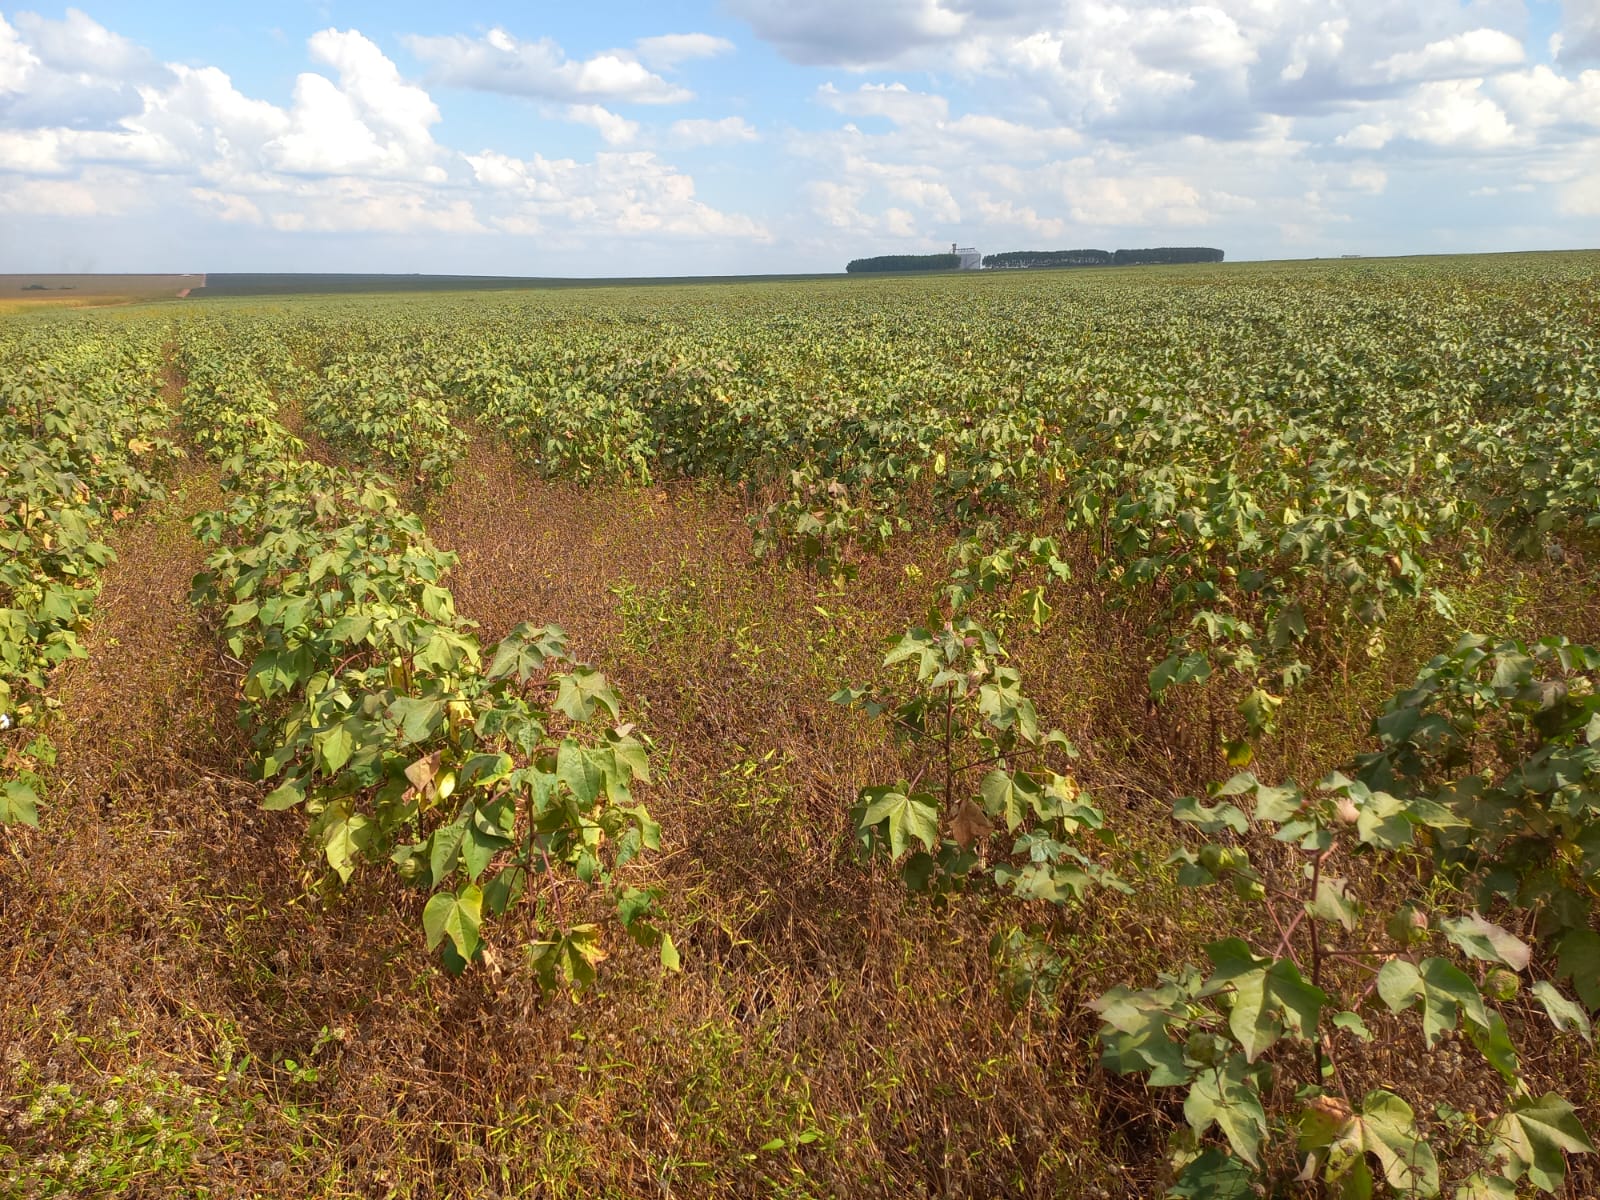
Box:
(1, 1, 1597, 275)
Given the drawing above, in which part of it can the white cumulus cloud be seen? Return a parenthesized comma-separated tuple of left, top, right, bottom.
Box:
(1376, 28, 1525, 84)
(405, 28, 692, 103)
(566, 103, 639, 145)
(668, 115, 760, 146)
(11, 8, 156, 79)
(465, 147, 771, 240)
(266, 30, 444, 180)
(817, 81, 948, 125)
(0, 14, 39, 95)
(634, 33, 735, 69)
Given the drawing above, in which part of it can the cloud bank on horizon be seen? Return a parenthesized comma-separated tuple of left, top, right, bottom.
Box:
(0, 1, 1596, 274)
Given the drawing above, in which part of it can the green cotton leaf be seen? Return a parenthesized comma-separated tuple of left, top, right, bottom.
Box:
(1402, 795, 1469, 830)
(980, 768, 1030, 833)
(527, 924, 606, 993)
(556, 741, 605, 807)
(1332, 1011, 1374, 1041)
(422, 884, 483, 964)
(884, 628, 941, 679)
(277, 594, 314, 631)
(554, 667, 621, 722)
(1323, 1091, 1440, 1200)
(224, 599, 259, 628)
(1168, 1147, 1255, 1199)
(1530, 981, 1592, 1043)
(1268, 603, 1308, 649)
(429, 815, 468, 883)
(1088, 982, 1196, 1087)
(486, 638, 531, 682)
(327, 613, 372, 645)
(1215, 772, 1259, 797)
(1579, 826, 1600, 879)
(609, 733, 650, 784)
(1173, 794, 1249, 835)
(262, 778, 305, 811)
(1439, 914, 1532, 971)
(858, 786, 939, 860)
(660, 933, 681, 972)
(613, 885, 657, 929)
(317, 723, 354, 775)
(1217, 955, 1328, 1062)
(617, 802, 661, 853)
(459, 752, 514, 789)
(1377, 957, 1489, 1047)
(1354, 788, 1414, 851)
(486, 624, 566, 683)
(1466, 1008, 1520, 1081)
(1183, 1056, 1267, 1166)
(1491, 651, 1534, 691)
(1238, 688, 1283, 735)
(1251, 782, 1302, 823)
(1555, 929, 1600, 1010)
(460, 820, 509, 881)
(481, 865, 526, 916)
(322, 811, 371, 883)
(388, 697, 445, 745)
(1453, 1173, 1517, 1200)
(1308, 876, 1360, 931)
(1150, 650, 1211, 698)
(473, 793, 517, 844)
(1021, 585, 1051, 630)
(38, 587, 78, 624)
(0, 779, 41, 827)
(414, 629, 477, 676)
(1490, 1093, 1596, 1192)
(1098, 1024, 1191, 1087)
(419, 583, 454, 621)
(993, 861, 1090, 904)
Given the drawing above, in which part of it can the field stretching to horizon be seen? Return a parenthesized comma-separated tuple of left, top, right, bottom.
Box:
(2, 253, 1599, 1198)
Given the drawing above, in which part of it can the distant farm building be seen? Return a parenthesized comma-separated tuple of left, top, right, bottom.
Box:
(951, 244, 983, 270)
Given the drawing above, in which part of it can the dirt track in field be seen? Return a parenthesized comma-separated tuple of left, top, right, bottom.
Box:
(47, 468, 245, 799)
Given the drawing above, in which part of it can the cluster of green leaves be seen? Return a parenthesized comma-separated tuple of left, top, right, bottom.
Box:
(0, 322, 178, 825)
(178, 346, 669, 983)
(308, 350, 467, 489)
(461, 354, 660, 485)
(1356, 634, 1600, 1006)
(749, 466, 904, 585)
(1090, 718, 1596, 1196)
(832, 550, 1123, 907)
(173, 321, 303, 461)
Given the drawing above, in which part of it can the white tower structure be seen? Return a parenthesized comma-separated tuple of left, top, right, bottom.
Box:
(951, 244, 982, 270)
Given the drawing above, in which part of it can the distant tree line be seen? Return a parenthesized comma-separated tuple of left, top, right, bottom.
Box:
(1113, 247, 1225, 265)
(979, 247, 1226, 269)
(847, 247, 1224, 273)
(982, 249, 1113, 269)
(845, 254, 961, 274)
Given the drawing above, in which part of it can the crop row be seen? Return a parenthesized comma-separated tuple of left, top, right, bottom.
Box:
(173, 330, 668, 979)
(0, 320, 179, 825)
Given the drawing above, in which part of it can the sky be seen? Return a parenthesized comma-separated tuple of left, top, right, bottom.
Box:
(0, 1, 1596, 275)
